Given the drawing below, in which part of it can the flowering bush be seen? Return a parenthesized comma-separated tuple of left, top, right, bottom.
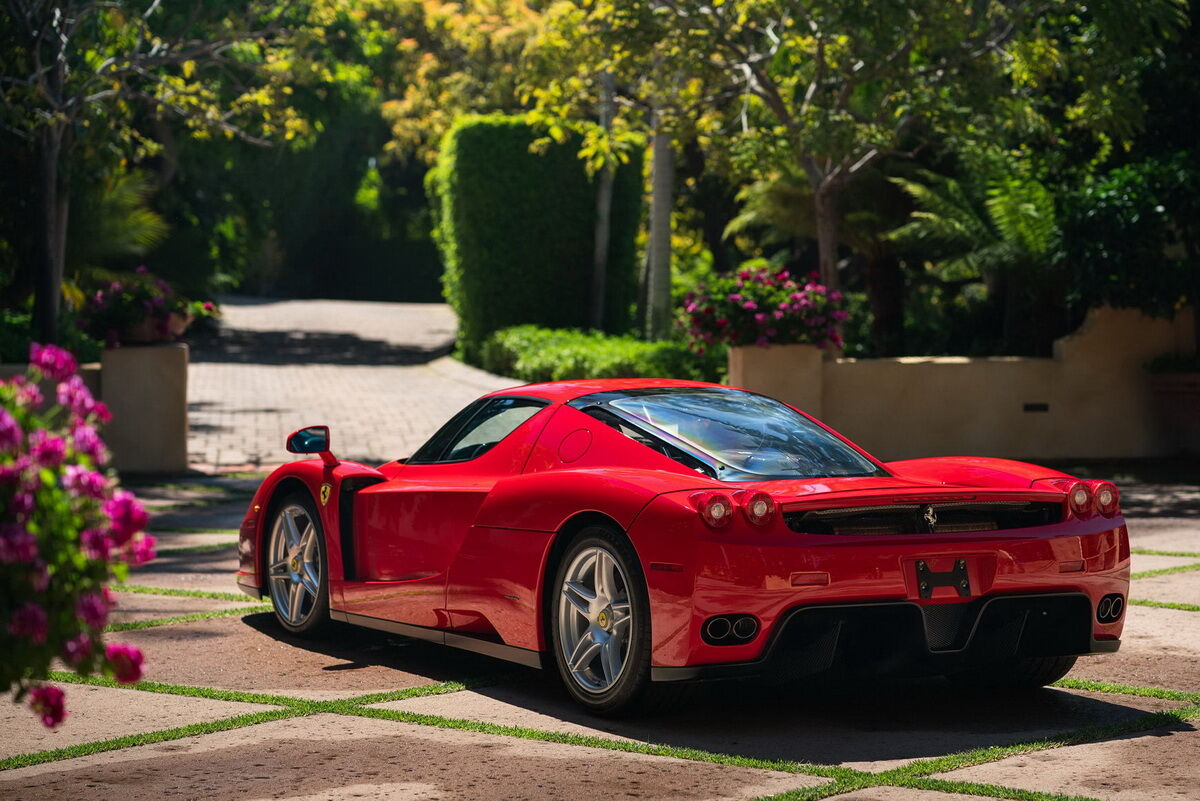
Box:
(79, 267, 218, 347)
(680, 261, 849, 351)
(2, 344, 153, 728)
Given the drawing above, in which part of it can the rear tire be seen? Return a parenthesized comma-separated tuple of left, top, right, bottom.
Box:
(549, 526, 658, 716)
(947, 655, 1077, 689)
(265, 491, 332, 637)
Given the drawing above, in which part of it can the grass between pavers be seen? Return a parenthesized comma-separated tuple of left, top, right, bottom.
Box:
(114, 583, 268, 604)
(1131, 547, 1200, 559)
(1130, 562, 1200, 579)
(1128, 597, 1200, 612)
(105, 606, 268, 632)
(6, 669, 1195, 801)
(154, 541, 239, 555)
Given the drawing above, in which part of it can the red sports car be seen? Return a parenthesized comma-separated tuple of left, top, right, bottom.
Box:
(237, 379, 1128, 714)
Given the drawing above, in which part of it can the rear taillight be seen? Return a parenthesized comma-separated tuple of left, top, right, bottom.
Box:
(1091, 480, 1120, 517)
(741, 492, 775, 526)
(1066, 481, 1094, 518)
(693, 492, 735, 528)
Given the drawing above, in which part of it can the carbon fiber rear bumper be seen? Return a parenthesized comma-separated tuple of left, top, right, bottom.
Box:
(652, 592, 1119, 682)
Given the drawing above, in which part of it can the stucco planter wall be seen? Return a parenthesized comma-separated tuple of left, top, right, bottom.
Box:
(101, 342, 189, 474)
(1149, 372, 1200, 455)
(726, 343, 824, 417)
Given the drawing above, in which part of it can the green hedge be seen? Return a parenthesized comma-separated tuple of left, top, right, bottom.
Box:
(481, 325, 726, 383)
(428, 115, 641, 363)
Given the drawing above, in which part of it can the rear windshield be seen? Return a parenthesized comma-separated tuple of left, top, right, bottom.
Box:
(603, 388, 882, 481)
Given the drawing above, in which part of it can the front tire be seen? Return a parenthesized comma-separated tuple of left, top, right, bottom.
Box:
(265, 491, 331, 637)
(550, 526, 653, 716)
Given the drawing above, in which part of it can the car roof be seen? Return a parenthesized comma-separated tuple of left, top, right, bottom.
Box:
(485, 378, 724, 404)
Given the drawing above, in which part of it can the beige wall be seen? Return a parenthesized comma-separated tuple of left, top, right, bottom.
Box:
(728, 306, 1196, 461)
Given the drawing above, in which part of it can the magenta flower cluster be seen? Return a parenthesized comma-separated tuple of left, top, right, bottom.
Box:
(79, 267, 215, 347)
(680, 264, 849, 352)
(2, 343, 151, 730)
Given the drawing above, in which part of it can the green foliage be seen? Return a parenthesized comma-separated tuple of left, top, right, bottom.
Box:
(1146, 352, 1200, 374)
(429, 115, 642, 362)
(481, 325, 725, 384)
(1060, 154, 1199, 318)
(0, 311, 101, 364)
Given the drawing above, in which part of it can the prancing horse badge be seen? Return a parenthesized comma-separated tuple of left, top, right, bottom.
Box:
(319, 483, 332, 507)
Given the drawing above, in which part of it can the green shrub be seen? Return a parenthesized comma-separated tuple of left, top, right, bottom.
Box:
(482, 325, 726, 384)
(429, 115, 642, 363)
(1, 310, 102, 364)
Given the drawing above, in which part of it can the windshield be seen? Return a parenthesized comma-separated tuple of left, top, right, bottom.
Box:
(604, 388, 883, 481)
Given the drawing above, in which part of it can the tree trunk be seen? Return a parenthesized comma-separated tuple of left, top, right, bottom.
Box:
(645, 109, 673, 341)
(33, 123, 68, 345)
(813, 184, 840, 292)
(589, 72, 616, 331)
(865, 250, 905, 356)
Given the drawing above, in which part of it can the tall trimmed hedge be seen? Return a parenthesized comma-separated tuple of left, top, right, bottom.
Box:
(428, 115, 642, 362)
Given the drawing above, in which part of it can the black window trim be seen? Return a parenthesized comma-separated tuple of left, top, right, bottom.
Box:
(577, 404, 719, 479)
(406, 395, 550, 465)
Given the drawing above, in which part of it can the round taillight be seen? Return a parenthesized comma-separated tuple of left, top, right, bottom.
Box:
(1092, 481, 1120, 517)
(1067, 481, 1094, 518)
(697, 493, 734, 528)
(743, 492, 775, 526)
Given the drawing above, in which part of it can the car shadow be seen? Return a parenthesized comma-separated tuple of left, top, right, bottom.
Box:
(188, 328, 452, 366)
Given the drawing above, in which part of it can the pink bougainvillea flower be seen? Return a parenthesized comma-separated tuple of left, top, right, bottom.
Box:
(755, 337, 770, 347)
(29, 560, 50, 591)
(754, 312, 767, 324)
(29, 430, 66, 467)
(105, 643, 144, 684)
(71, 423, 108, 464)
(10, 376, 44, 409)
(29, 685, 67, 729)
(103, 489, 148, 545)
(62, 633, 94, 667)
(726, 293, 742, 302)
(125, 534, 156, 566)
(742, 301, 758, 311)
(11, 490, 34, 520)
(9, 601, 48, 643)
(56, 376, 100, 420)
(0, 456, 29, 485)
(0, 407, 20, 453)
(80, 528, 112, 561)
(76, 591, 110, 630)
(63, 464, 108, 499)
(29, 343, 77, 382)
(0, 523, 37, 563)
(773, 310, 785, 320)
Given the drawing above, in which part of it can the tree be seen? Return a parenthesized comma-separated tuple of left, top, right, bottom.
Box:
(525, 0, 1188, 300)
(1, 0, 300, 342)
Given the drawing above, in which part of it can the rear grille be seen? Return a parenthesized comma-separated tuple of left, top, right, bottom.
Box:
(785, 500, 1061, 536)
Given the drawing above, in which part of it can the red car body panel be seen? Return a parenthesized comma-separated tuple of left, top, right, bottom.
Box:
(237, 378, 1129, 676)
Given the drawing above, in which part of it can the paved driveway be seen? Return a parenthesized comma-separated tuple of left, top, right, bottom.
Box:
(2, 472, 1197, 800)
(187, 297, 510, 472)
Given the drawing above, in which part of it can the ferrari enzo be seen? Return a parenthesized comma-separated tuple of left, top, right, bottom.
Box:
(237, 379, 1128, 714)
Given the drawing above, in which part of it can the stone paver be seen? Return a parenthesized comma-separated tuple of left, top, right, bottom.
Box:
(114, 614, 517, 700)
(1130, 569, 1200, 607)
(0, 683, 278, 760)
(126, 545, 239, 593)
(1131, 553, 1200, 573)
(188, 298, 510, 472)
(150, 532, 240, 551)
(377, 680, 1183, 772)
(1070, 604, 1200, 691)
(936, 724, 1200, 801)
(1126, 516, 1200, 553)
(0, 713, 825, 801)
(109, 590, 255, 625)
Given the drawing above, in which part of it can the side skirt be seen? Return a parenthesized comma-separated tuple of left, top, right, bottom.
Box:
(329, 610, 543, 670)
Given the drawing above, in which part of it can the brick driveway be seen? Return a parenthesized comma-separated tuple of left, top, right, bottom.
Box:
(187, 297, 510, 472)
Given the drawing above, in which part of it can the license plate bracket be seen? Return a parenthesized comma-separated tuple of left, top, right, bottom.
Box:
(915, 557, 971, 599)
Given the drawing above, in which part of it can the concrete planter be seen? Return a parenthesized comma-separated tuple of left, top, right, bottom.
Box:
(101, 342, 189, 474)
(727, 343, 824, 417)
(1149, 372, 1200, 455)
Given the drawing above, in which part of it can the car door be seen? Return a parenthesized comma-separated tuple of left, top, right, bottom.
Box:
(339, 397, 550, 628)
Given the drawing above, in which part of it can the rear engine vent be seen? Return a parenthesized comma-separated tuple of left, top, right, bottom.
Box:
(786, 501, 1062, 536)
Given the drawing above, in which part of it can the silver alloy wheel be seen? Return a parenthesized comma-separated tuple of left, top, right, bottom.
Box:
(557, 545, 633, 693)
(267, 504, 321, 626)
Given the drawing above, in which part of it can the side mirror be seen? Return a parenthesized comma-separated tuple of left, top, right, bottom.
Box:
(286, 425, 331, 455)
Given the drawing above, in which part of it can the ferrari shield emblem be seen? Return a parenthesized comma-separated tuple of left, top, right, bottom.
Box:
(319, 483, 332, 507)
